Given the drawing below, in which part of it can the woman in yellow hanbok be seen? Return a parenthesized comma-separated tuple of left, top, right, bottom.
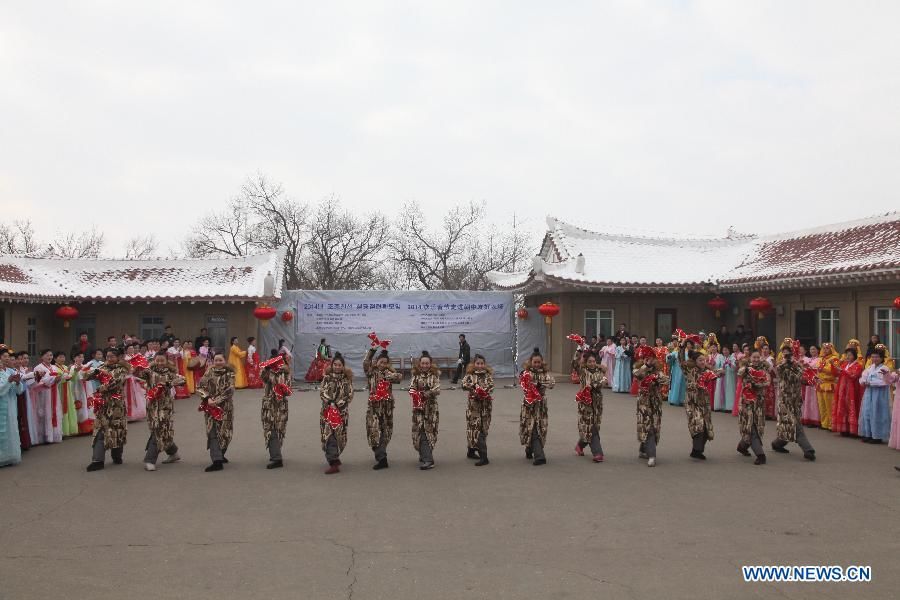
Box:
(228, 337, 248, 389)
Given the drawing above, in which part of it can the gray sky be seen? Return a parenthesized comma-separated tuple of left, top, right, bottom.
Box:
(2, 1, 899, 255)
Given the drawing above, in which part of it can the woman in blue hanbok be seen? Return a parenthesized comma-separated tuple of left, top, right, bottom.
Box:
(714, 347, 737, 412)
(666, 347, 685, 406)
(858, 348, 894, 443)
(0, 347, 23, 467)
(612, 339, 632, 393)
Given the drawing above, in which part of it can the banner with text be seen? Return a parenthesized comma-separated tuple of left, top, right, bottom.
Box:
(296, 290, 513, 335)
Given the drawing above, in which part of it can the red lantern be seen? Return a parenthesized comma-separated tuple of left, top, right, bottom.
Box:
(281, 310, 294, 323)
(707, 296, 728, 319)
(55, 305, 79, 328)
(516, 308, 529, 320)
(538, 302, 560, 323)
(893, 296, 900, 311)
(253, 305, 277, 327)
(749, 297, 773, 319)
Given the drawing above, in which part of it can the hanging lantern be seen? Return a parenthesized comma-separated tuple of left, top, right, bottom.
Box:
(893, 296, 900, 311)
(749, 297, 773, 319)
(54, 305, 79, 328)
(537, 301, 560, 324)
(707, 296, 728, 319)
(516, 307, 529, 320)
(253, 305, 277, 327)
(281, 310, 294, 323)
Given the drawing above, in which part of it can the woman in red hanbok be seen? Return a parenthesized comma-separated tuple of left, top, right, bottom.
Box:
(304, 339, 330, 384)
(246, 337, 263, 389)
(167, 342, 191, 399)
(122, 346, 147, 422)
(832, 342, 864, 436)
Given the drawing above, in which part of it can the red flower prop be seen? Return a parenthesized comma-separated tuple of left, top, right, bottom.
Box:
(699, 371, 719, 387)
(674, 329, 701, 344)
(575, 386, 593, 404)
(409, 389, 425, 410)
(474, 386, 492, 401)
(146, 384, 166, 403)
(741, 367, 768, 403)
(198, 402, 224, 421)
(520, 371, 543, 405)
(88, 392, 106, 413)
(274, 382, 292, 400)
(566, 333, 586, 346)
(261, 355, 285, 371)
(129, 354, 149, 370)
(323, 404, 343, 429)
(639, 373, 659, 392)
(369, 379, 391, 402)
(368, 332, 391, 349)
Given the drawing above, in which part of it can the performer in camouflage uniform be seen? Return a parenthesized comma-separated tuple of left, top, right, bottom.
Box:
(460, 354, 494, 466)
(320, 353, 353, 474)
(135, 353, 184, 471)
(85, 348, 131, 471)
(409, 351, 441, 470)
(364, 347, 402, 470)
(574, 351, 607, 462)
(260, 354, 292, 469)
(633, 346, 669, 467)
(771, 339, 816, 461)
(519, 348, 555, 466)
(197, 353, 235, 472)
(680, 349, 716, 460)
(737, 350, 770, 465)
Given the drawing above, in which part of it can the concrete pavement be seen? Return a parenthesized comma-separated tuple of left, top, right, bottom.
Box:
(1, 380, 898, 599)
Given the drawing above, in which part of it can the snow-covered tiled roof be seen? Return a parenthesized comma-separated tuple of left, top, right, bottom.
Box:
(488, 213, 900, 293)
(0, 250, 286, 302)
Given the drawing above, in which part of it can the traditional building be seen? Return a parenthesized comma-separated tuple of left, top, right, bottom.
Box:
(489, 214, 900, 373)
(0, 251, 285, 356)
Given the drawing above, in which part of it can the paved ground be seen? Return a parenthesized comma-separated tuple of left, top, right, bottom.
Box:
(2, 379, 898, 599)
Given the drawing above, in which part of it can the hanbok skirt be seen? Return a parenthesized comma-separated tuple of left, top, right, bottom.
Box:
(800, 383, 820, 427)
(667, 363, 684, 406)
(858, 386, 891, 441)
(888, 386, 900, 450)
(305, 357, 329, 383)
(125, 376, 147, 422)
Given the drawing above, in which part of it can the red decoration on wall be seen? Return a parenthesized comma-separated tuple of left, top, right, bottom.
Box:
(280, 310, 294, 323)
(516, 308, 529, 320)
(707, 296, 728, 318)
(749, 297, 773, 319)
(55, 305, 79, 328)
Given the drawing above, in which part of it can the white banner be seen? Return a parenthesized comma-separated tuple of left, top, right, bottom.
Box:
(296, 290, 513, 334)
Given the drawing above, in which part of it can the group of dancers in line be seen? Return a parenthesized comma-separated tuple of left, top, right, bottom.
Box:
(1, 329, 896, 473)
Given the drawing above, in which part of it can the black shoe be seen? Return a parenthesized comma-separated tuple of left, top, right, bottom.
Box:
(870, 439, 883, 445)
(690, 451, 706, 460)
(532, 457, 547, 466)
(221, 457, 229, 463)
(895, 466, 900, 473)
(771, 442, 789, 454)
(475, 456, 489, 466)
(861, 437, 872, 443)
(467, 448, 480, 460)
(266, 460, 283, 469)
(86, 461, 104, 472)
(112, 455, 123, 465)
(205, 461, 223, 472)
(754, 454, 767, 465)
(525, 448, 533, 459)
(736, 443, 751, 457)
(840, 432, 850, 437)
(373, 458, 389, 470)
(420, 461, 435, 470)
(803, 451, 816, 461)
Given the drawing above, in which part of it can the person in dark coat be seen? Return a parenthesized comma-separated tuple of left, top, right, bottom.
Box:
(452, 334, 471, 384)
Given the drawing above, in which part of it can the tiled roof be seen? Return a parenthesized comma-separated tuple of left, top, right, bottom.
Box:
(488, 213, 900, 293)
(0, 250, 286, 302)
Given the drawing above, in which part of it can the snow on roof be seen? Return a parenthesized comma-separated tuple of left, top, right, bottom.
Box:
(489, 213, 900, 292)
(0, 250, 286, 302)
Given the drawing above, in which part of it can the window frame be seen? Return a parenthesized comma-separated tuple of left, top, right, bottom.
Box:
(817, 307, 840, 346)
(583, 309, 615, 341)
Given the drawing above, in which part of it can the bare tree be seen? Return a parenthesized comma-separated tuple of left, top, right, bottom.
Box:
(461, 213, 534, 290)
(47, 228, 105, 259)
(0, 219, 41, 255)
(388, 201, 484, 290)
(183, 199, 253, 258)
(302, 197, 390, 289)
(124, 234, 158, 259)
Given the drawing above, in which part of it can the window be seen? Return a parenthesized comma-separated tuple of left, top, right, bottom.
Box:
(584, 309, 614, 340)
(27, 317, 37, 356)
(140, 315, 165, 342)
(874, 307, 899, 360)
(818, 308, 839, 345)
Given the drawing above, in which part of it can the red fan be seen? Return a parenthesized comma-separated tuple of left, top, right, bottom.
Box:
(520, 371, 543, 405)
(274, 382, 292, 400)
(96, 370, 112, 386)
(409, 389, 424, 410)
(575, 386, 592, 405)
(474, 386, 492, 401)
(198, 402, 224, 421)
(369, 379, 391, 402)
(146, 383, 166, 402)
(639, 373, 659, 392)
(566, 333, 586, 346)
(88, 392, 105, 413)
(698, 371, 719, 387)
(801, 367, 817, 387)
(368, 332, 391, 349)
(260, 355, 285, 371)
(129, 354, 149, 370)
(323, 404, 343, 429)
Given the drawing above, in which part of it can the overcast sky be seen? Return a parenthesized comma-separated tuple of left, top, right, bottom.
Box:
(1, 1, 899, 256)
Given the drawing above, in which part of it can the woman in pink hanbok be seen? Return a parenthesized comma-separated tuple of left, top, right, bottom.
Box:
(122, 346, 147, 422)
(801, 345, 821, 427)
(30, 350, 63, 444)
(888, 365, 900, 450)
(600, 339, 616, 388)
